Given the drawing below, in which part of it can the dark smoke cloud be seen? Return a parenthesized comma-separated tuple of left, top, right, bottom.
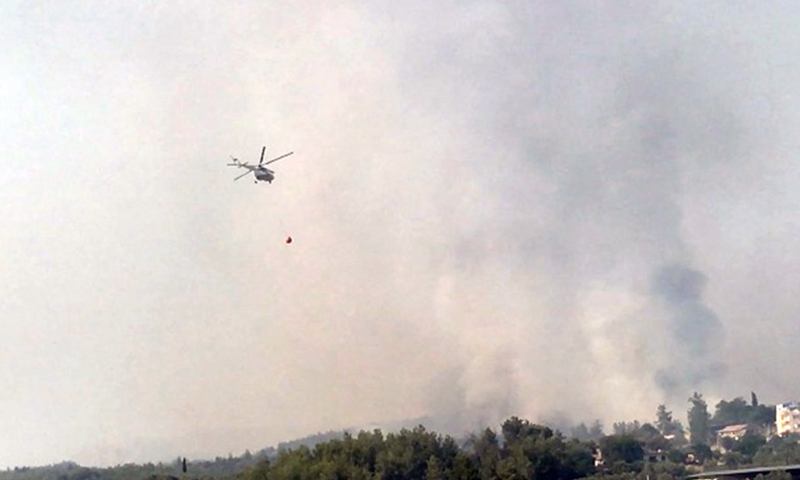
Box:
(380, 0, 773, 429)
(651, 265, 727, 397)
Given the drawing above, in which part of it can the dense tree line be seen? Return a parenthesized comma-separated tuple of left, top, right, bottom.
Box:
(1, 394, 796, 480)
(238, 419, 599, 480)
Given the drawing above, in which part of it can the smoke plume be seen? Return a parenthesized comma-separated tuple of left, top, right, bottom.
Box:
(3, 0, 800, 468)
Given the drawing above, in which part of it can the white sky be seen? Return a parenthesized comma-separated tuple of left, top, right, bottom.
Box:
(2, 0, 800, 468)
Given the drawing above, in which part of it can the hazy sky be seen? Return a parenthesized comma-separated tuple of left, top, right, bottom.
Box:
(2, 0, 800, 468)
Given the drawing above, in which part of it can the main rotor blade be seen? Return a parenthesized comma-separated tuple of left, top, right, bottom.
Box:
(233, 170, 252, 181)
(259, 146, 266, 165)
(262, 151, 294, 166)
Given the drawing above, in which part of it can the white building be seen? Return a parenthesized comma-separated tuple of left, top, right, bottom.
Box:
(718, 423, 752, 442)
(776, 402, 800, 436)
(716, 424, 755, 452)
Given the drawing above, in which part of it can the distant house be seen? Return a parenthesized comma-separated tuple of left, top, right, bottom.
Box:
(593, 447, 667, 466)
(643, 450, 667, 463)
(717, 423, 752, 442)
(714, 423, 757, 452)
(776, 402, 800, 436)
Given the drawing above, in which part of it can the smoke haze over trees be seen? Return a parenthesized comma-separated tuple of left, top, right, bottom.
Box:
(0, 395, 794, 480)
(3, 0, 800, 468)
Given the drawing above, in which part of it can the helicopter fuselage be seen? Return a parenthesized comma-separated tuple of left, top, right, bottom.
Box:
(254, 167, 275, 183)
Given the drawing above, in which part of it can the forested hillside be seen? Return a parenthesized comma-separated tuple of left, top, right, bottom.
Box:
(2, 395, 799, 480)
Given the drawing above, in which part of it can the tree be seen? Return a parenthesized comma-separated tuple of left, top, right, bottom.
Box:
(750, 404, 777, 427)
(571, 423, 590, 441)
(688, 443, 713, 465)
(496, 449, 532, 480)
(654, 405, 687, 447)
(720, 436, 736, 452)
(245, 459, 271, 480)
(613, 421, 643, 436)
(656, 405, 674, 435)
(589, 420, 604, 439)
(471, 428, 501, 480)
(753, 433, 800, 466)
(599, 435, 645, 465)
(638, 423, 671, 452)
(711, 396, 776, 428)
(560, 438, 596, 480)
(426, 456, 444, 480)
(731, 434, 766, 459)
(712, 397, 750, 426)
(572, 421, 603, 440)
(501, 416, 553, 446)
(688, 392, 711, 445)
(451, 451, 479, 480)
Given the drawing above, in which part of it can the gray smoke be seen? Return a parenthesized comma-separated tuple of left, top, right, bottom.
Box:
(3, 1, 800, 468)
(651, 265, 727, 399)
(393, 1, 755, 428)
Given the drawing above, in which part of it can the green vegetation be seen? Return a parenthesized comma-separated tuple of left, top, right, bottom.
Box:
(688, 392, 711, 445)
(236, 421, 596, 480)
(711, 397, 775, 429)
(2, 393, 798, 480)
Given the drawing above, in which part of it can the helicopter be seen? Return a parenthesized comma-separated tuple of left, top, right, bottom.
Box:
(227, 146, 294, 183)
